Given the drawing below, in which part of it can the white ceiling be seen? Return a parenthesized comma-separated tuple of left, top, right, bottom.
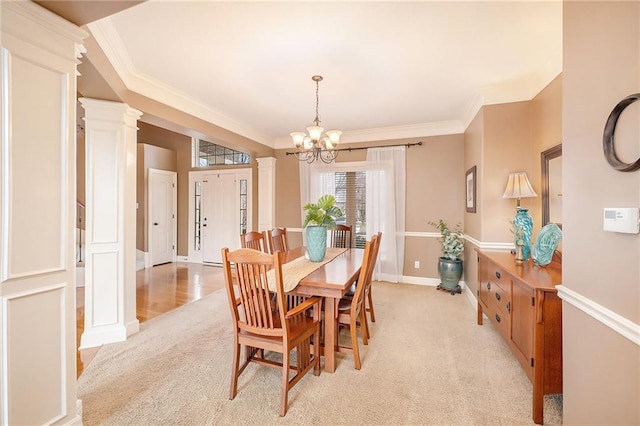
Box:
(88, 0, 562, 149)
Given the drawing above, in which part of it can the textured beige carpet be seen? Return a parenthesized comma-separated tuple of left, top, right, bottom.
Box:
(77, 282, 562, 425)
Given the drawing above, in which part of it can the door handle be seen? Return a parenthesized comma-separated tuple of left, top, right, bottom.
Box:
(153, 222, 159, 226)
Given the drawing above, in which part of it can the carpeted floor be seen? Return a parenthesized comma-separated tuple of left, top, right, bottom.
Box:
(77, 281, 562, 425)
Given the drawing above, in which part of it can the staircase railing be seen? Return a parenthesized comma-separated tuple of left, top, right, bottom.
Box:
(77, 200, 85, 264)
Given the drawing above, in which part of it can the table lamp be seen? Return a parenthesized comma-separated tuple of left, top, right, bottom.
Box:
(502, 172, 537, 260)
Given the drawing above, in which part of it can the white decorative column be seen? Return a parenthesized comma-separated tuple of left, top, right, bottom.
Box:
(80, 98, 141, 349)
(0, 2, 86, 424)
(257, 157, 276, 231)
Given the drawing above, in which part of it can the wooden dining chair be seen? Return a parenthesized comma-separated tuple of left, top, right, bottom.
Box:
(335, 234, 378, 370)
(364, 232, 382, 325)
(239, 231, 267, 252)
(330, 224, 352, 248)
(343, 231, 381, 336)
(266, 227, 289, 254)
(221, 247, 321, 416)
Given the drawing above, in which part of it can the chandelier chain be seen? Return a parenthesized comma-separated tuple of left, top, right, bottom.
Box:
(314, 78, 321, 126)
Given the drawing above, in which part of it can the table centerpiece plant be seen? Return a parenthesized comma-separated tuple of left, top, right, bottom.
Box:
(429, 219, 464, 293)
(303, 194, 343, 262)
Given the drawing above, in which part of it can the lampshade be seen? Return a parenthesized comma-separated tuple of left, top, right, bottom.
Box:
(502, 172, 537, 207)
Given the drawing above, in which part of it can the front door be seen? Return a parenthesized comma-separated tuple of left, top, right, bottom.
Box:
(149, 169, 176, 266)
(202, 173, 238, 263)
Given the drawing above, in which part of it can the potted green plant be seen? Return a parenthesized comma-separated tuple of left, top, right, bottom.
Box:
(303, 194, 343, 262)
(429, 219, 464, 294)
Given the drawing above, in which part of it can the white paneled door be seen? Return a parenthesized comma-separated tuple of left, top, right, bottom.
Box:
(149, 169, 177, 266)
(202, 173, 239, 263)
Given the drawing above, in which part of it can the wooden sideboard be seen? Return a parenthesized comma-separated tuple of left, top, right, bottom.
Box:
(475, 249, 562, 425)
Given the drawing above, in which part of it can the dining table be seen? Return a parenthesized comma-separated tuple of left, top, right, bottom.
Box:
(280, 246, 364, 373)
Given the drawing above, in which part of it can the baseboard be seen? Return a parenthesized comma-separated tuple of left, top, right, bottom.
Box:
(79, 324, 129, 350)
(401, 275, 468, 291)
(176, 255, 189, 262)
(401, 275, 441, 286)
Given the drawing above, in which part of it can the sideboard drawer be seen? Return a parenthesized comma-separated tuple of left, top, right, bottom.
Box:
(486, 303, 510, 342)
(489, 280, 511, 316)
(488, 265, 511, 290)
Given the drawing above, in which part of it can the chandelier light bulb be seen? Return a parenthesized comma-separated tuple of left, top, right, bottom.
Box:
(306, 126, 324, 141)
(290, 132, 306, 148)
(326, 130, 342, 145)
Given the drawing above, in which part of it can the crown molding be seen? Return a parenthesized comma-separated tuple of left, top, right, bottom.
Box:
(87, 19, 275, 147)
(3, 1, 88, 43)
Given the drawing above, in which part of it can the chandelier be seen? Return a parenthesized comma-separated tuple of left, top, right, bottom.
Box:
(290, 75, 342, 164)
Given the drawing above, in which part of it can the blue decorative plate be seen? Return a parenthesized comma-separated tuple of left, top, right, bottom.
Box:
(532, 224, 562, 266)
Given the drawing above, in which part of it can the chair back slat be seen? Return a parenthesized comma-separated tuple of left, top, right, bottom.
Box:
(240, 231, 267, 252)
(267, 227, 289, 254)
(330, 225, 352, 248)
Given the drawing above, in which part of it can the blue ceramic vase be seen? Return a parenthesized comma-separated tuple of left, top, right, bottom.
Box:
(306, 226, 327, 262)
(514, 208, 533, 260)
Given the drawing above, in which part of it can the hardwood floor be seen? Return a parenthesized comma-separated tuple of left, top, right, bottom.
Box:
(76, 262, 226, 377)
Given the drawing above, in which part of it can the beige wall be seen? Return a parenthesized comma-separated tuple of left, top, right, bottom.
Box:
(462, 78, 561, 296)
(531, 74, 563, 231)
(562, 2, 639, 424)
(136, 143, 177, 252)
(274, 135, 465, 280)
(137, 122, 190, 255)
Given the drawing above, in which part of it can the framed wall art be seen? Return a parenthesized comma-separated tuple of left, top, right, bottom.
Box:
(466, 166, 476, 213)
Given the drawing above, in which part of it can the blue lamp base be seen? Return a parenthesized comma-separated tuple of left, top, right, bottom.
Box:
(514, 208, 533, 260)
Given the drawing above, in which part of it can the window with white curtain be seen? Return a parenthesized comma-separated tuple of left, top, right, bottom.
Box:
(308, 162, 367, 248)
(300, 147, 405, 282)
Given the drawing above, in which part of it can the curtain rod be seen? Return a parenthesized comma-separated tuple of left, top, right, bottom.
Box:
(285, 141, 422, 156)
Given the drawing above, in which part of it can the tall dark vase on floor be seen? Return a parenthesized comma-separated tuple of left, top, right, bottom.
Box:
(429, 219, 465, 295)
(438, 257, 463, 291)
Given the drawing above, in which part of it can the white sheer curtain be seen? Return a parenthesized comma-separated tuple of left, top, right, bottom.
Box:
(299, 162, 335, 245)
(366, 146, 406, 282)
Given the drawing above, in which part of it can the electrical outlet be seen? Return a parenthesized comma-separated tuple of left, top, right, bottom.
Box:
(414, 261, 420, 269)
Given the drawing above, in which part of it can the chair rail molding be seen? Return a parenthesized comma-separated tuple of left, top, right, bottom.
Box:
(557, 285, 640, 347)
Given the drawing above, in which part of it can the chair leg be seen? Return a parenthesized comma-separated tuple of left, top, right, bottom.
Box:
(313, 325, 321, 376)
(350, 319, 361, 370)
(280, 349, 290, 416)
(367, 289, 376, 322)
(361, 309, 370, 342)
(360, 310, 369, 346)
(229, 342, 240, 399)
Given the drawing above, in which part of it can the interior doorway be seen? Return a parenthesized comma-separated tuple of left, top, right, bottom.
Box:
(148, 168, 177, 266)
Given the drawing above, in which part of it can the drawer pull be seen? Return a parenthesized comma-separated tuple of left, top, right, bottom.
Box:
(487, 282, 491, 291)
(495, 293, 501, 301)
(495, 271, 501, 279)
(506, 302, 511, 313)
(495, 314, 501, 323)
